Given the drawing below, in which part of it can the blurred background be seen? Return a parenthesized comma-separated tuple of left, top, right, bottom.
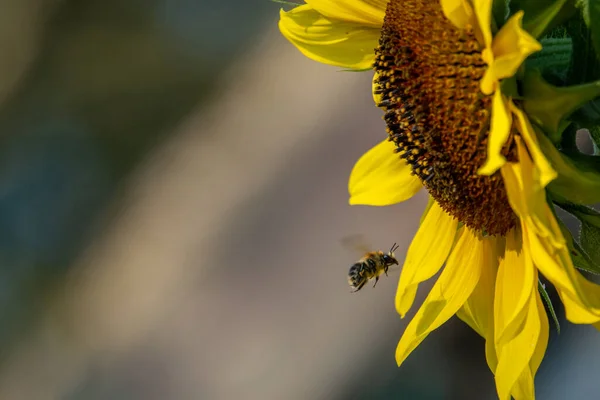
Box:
(0, 0, 597, 399)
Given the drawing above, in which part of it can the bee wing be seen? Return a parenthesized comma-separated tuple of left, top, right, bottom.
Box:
(341, 234, 372, 255)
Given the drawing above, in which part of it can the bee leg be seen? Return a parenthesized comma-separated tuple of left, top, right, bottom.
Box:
(384, 266, 389, 277)
(372, 276, 379, 288)
(352, 281, 366, 292)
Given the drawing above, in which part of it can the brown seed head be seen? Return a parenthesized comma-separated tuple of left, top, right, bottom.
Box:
(374, 0, 518, 236)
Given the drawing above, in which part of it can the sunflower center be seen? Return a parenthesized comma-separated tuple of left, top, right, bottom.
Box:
(374, 0, 518, 236)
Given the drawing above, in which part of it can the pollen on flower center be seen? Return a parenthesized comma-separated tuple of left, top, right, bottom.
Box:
(374, 0, 518, 236)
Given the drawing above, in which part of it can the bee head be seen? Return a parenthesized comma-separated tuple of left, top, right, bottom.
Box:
(384, 242, 400, 266)
(382, 253, 398, 266)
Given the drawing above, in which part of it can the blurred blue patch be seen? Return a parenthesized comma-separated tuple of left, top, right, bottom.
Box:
(158, 0, 272, 61)
(0, 117, 112, 337)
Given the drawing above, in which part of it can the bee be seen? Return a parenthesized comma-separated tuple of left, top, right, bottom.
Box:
(347, 242, 400, 292)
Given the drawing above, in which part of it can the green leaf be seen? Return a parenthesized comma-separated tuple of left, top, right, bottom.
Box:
(581, 218, 600, 264)
(537, 129, 600, 203)
(554, 209, 600, 273)
(538, 280, 561, 333)
(577, 0, 591, 25)
(558, 122, 580, 153)
(589, 126, 600, 152)
(546, 24, 570, 38)
(573, 238, 600, 273)
(493, 0, 508, 27)
(522, 69, 600, 142)
(576, 0, 600, 62)
(511, 0, 577, 38)
(590, 1, 600, 59)
(565, 11, 600, 85)
(571, 99, 600, 125)
(555, 200, 600, 268)
(525, 37, 572, 84)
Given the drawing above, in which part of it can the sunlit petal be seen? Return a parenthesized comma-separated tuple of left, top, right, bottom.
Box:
(478, 90, 511, 175)
(419, 195, 435, 225)
(349, 140, 422, 206)
(511, 294, 549, 399)
(509, 102, 556, 188)
(494, 229, 535, 347)
(472, 0, 493, 47)
(502, 137, 560, 247)
(509, 102, 557, 187)
(527, 227, 600, 323)
(491, 12, 542, 81)
(480, 63, 497, 95)
(456, 235, 501, 372)
(396, 228, 483, 366)
(531, 291, 550, 376)
(279, 5, 380, 69)
(440, 0, 475, 29)
(502, 139, 600, 323)
(396, 204, 458, 317)
(495, 286, 541, 400)
(305, 0, 388, 27)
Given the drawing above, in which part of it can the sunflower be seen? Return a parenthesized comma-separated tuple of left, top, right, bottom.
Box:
(280, 0, 600, 399)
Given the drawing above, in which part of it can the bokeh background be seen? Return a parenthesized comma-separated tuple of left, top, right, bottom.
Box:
(0, 1, 598, 399)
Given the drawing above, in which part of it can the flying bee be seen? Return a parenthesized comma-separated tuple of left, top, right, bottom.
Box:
(347, 242, 400, 292)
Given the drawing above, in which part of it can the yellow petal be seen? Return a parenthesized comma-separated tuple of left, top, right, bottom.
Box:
(501, 164, 526, 215)
(498, 291, 548, 400)
(458, 236, 500, 337)
(494, 229, 535, 347)
(502, 139, 600, 323)
(527, 226, 600, 323)
(472, 0, 493, 47)
(560, 288, 600, 324)
(478, 90, 511, 175)
(440, 0, 475, 29)
(531, 291, 550, 376)
(419, 195, 435, 225)
(509, 102, 557, 188)
(522, 209, 600, 323)
(501, 137, 558, 247)
(349, 139, 422, 206)
(490, 12, 542, 81)
(278, 5, 380, 69)
(511, 293, 549, 400)
(511, 368, 535, 400)
(396, 204, 458, 317)
(456, 235, 501, 373)
(495, 286, 541, 400)
(305, 0, 387, 27)
(508, 292, 549, 400)
(479, 61, 497, 95)
(396, 228, 483, 367)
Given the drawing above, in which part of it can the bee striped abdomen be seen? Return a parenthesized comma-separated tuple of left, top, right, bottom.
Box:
(348, 262, 365, 288)
(348, 262, 364, 279)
